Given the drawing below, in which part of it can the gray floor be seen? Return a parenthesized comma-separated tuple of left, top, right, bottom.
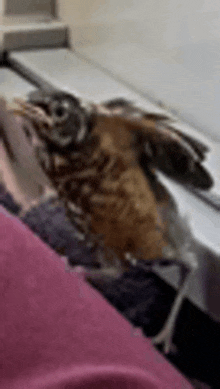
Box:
(78, 40, 220, 144)
(0, 67, 35, 101)
(10, 48, 220, 201)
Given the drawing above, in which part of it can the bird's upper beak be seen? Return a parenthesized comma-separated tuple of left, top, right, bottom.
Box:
(27, 90, 52, 113)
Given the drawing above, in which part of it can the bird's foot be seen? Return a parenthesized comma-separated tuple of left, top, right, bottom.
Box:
(86, 266, 122, 282)
(151, 328, 177, 355)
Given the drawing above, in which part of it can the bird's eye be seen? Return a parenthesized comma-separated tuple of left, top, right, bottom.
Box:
(54, 106, 65, 118)
(50, 100, 70, 122)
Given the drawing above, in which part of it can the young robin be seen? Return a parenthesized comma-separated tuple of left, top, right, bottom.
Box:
(8, 90, 213, 353)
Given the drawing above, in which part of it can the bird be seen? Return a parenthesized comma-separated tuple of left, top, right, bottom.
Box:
(6, 90, 213, 354)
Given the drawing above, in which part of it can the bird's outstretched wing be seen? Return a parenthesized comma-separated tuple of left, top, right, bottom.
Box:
(11, 91, 213, 191)
(102, 98, 213, 190)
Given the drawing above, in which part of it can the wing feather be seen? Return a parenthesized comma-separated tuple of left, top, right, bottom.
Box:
(101, 98, 213, 190)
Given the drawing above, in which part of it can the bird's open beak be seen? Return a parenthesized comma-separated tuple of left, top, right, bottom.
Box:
(13, 97, 53, 130)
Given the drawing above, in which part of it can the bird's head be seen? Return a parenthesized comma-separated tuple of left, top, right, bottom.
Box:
(14, 90, 95, 153)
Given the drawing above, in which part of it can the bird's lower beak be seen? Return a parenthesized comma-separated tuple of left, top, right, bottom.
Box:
(13, 98, 53, 129)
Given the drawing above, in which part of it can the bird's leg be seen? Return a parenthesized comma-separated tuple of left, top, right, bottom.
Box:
(152, 252, 198, 354)
(86, 246, 124, 282)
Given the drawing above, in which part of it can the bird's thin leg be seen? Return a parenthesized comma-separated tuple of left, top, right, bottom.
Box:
(152, 252, 198, 354)
(86, 246, 124, 282)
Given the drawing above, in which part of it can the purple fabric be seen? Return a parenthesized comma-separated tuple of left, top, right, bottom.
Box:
(0, 207, 192, 389)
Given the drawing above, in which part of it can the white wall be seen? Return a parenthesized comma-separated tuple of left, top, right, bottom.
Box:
(0, 0, 4, 50)
(0, 0, 3, 20)
(58, 0, 220, 142)
(58, 0, 220, 49)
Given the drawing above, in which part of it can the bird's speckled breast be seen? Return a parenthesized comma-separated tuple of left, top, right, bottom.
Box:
(38, 121, 166, 263)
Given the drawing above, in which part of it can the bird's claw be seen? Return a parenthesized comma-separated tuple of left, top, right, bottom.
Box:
(151, 331, 177, 355)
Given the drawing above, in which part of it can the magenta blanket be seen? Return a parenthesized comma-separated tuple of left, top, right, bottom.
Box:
(0, 207, 192, 389)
